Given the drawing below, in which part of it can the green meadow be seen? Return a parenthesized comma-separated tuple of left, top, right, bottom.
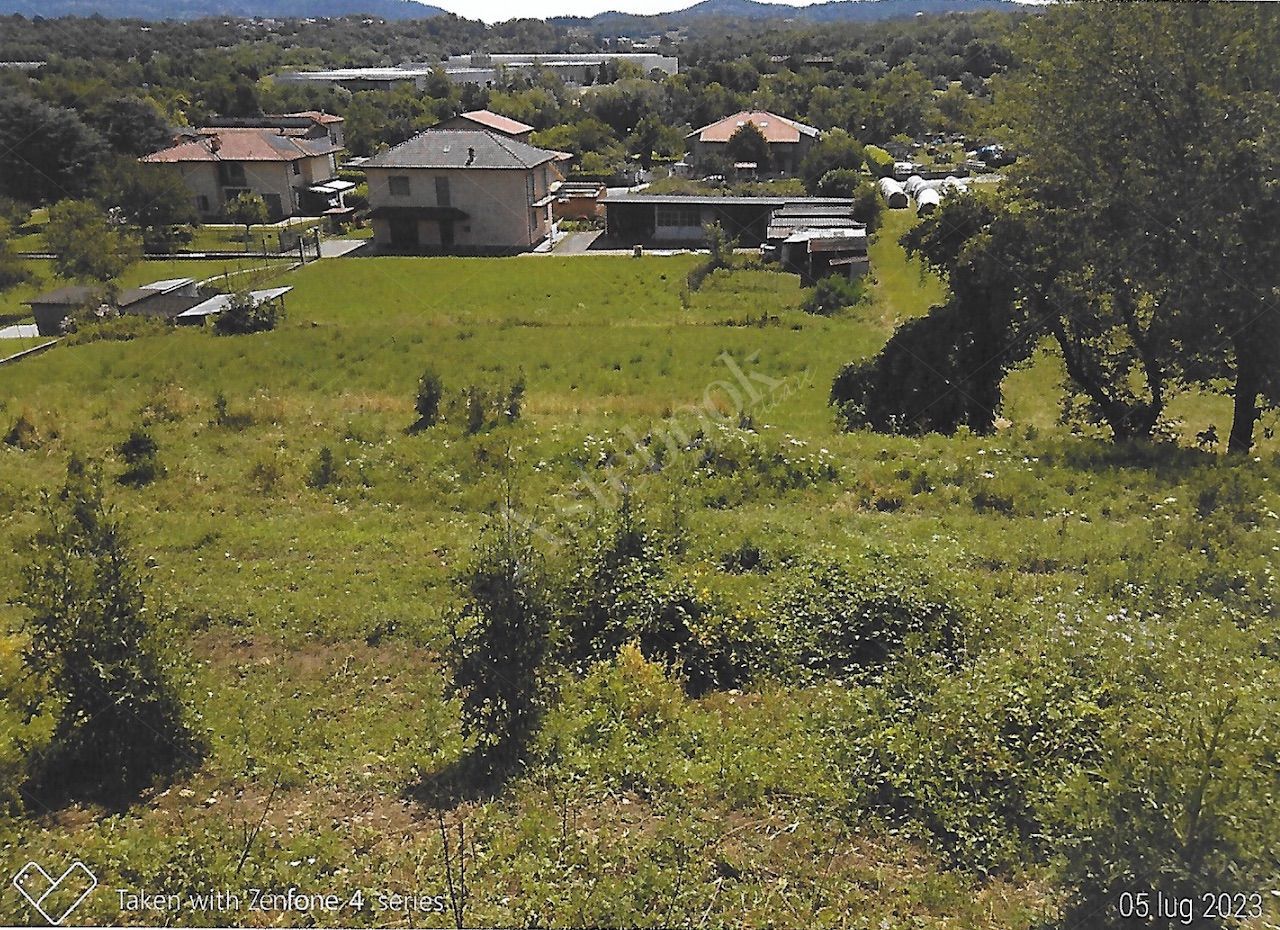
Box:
(1, 215, 1277, 927)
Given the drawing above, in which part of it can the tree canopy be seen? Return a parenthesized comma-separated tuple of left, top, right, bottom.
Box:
(837, 3, 1280, 453)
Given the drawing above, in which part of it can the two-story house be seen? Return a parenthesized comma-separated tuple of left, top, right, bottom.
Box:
(685, 110, 821, 177)
(363, 129, 562, 254)
(140, 113, 349, 222)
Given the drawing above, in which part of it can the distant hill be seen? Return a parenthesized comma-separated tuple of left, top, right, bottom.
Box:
(0, 0, 447, 19)
(558, 0, 1024, 29)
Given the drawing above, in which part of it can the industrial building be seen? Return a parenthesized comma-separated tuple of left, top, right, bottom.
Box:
(277, 52, 678, 91)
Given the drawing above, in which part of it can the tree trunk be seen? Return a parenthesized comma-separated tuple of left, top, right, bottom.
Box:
(1228, 352, 1260, 455)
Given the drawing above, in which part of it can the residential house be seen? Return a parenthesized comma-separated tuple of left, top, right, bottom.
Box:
(436, 110, 535, 140)
(364, 129, 562, 254)
(685, 111, 820, 176)
(140, 113, 350, 222)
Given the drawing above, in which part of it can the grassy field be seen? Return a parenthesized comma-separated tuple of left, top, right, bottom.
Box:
(1, 220, 1277, 927)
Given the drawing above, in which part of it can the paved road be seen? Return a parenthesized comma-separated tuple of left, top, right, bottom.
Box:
(319, 238, 371, 258)
(551, 231, 605, 254)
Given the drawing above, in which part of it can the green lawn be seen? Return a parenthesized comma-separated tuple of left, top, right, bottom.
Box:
(0, 230, 1276, 927)
(187, 219, 324, 254)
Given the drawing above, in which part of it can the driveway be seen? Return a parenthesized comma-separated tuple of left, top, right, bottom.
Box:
(551, 231, 604, 254)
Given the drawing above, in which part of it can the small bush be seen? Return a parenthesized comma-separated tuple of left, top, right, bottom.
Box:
(562, 501, 770, 694)
(63, 314, 169, 346)
(213, 292, 281, 335)
(447, 518, 557, 765)
(248, 453, 286, 494)
(774, 559, 968, 680)
(971, 488, 1014, 515)
(4, 412, 43, 450)
(537, 643, 706, 794)
(414, 368, 444, 428)
(684, 222, 736, 293)
(117, 428, 165, 487)
(21, 464, 200, 800)
(802, 276, 867, 316)
(457, 376, 527, 435)
(719, 540, 772, 574)
(211, 391, 253, 430)
(308, 446, 339, 489)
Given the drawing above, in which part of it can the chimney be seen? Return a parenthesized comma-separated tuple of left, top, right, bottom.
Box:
(208, 134, 221, 153)
(466, 147, 476, 166)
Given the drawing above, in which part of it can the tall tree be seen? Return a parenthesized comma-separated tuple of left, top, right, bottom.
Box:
(725, 120, 771, 171)
(84, 96, 174, 157)
(0, 219, 33, 294)
(0, 93, 103, 204)
(225, 191, 269, 246)
(841, 5, 1280, 450)
(1000, 2, 1280, 452)
(96, 158, 198, 254)
(44, 200, 141, 288)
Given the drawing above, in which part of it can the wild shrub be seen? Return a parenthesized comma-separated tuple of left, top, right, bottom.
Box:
(308, 446, 339, 489)
(63, 315, 168, 346)
(210, 391, 253, 430)
(690, 423, 839, 492)
(1053, 638, 1280, 927)
(117, 427, 164, 487)
(213, 292, 280, 335)
(20, 463, 199, 800)
(447, 518, 557, 765)
(414, 368, 444, 428)
(971, 487, 1014, 515)
(537, 643, 707, 795)
(773, 559, 969, 681)
(719, 539, 773, 574)
(562, 500, 768, 694)
(464, 385, 487, 435)
(248, 453, 286, 494)
(3, 411, 43, 450)
(684, 222, 736, 293)
(802, 275, 866, 316)
(845, 642, 1109, 874)
(457, 376, 526, 435)
(0, 632, 53, 813)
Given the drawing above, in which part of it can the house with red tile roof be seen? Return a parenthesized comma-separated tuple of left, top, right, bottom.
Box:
(436, 110, 535, 140)
(140, 112, 351, 222)
(685, 110, 821, 176)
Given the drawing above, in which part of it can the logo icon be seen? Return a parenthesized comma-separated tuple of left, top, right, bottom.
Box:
(12, 861, 97, 925)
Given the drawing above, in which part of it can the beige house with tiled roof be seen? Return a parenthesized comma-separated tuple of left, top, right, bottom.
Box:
(364, 129, 562, 254)
(685, 110, 821, 176)
(140, 113, 349, 221)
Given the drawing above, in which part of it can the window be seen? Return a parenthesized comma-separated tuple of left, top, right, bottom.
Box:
(197, 195, 210, 212)
(435, 176, 450, 207)
(656, 205, 702, 228)
(292, 162, 301, 176)
(389, 175, 411, 197)
(219, 162, 246, 186)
